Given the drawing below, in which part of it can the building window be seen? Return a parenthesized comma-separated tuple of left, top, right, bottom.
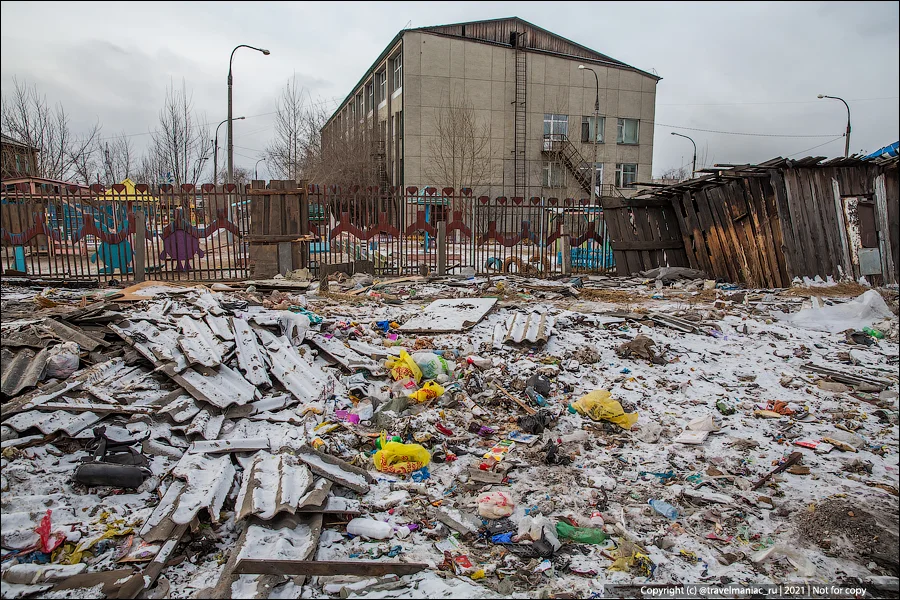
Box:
(365, 83, 374, 113)
(579, 162, 603, 195)
(377, 70, 386, 105)
(356, 93, 364, 121)
(617, 118, 639, 144)
(543, 114, 568, 151)
(616, 163, 638, 188)
(392, 53, 402, 91)
(581, 116, 604, 143)
(542, 161, 567, 188)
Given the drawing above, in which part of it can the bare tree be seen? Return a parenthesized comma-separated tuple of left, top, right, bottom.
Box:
(265, 76, 318, 182)
(657, 165, 691, 182)
(1, 77, 102, 183)
(314, 116, 378, 189)
(423, 89, 492, 208)
(148, 79, 212, 188)
(101, 134, 136, 184)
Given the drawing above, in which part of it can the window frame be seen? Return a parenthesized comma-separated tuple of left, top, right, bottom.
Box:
(392, 53, 402, 91)
(580, 162, 604, 194)
(376, 70, 386, 106)
(581, 116, 605, 144)
(542, 160, 567, 188)
(616, 118, 640, 145)
(616, 163, 638, 188)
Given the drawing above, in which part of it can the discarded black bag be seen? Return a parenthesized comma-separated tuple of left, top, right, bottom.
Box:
(74, 427, 151, 489)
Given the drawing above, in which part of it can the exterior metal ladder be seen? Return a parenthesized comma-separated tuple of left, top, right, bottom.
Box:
(513, 33, 527, 199)
(542, 134, 592, 195)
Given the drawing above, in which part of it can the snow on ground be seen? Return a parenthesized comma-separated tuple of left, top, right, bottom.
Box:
(1, 278, 898, 598)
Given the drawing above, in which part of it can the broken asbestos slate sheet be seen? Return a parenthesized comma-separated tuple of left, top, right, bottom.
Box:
(398, 298, 497, 333)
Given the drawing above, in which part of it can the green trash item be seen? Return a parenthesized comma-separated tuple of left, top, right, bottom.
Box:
(863, 327, 885, 339)
(555, 521, 609, 544)
(716, 400, 736, 415)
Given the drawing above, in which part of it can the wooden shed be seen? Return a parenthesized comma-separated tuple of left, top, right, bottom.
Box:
(622, 155, 899, 287)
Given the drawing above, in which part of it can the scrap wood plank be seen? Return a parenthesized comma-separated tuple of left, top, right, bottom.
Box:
(113, 523, 189, 599)
(31, 402, 155, 415)
(493, 383, 537, 415)
(233, 559, 428, 577)
(50, 568, 137, 595)
(801, 363, 891, 390)
(647, 312, 699, 333)
(347, 275, 424, 296)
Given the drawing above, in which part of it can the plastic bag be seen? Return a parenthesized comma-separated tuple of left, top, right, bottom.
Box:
(411, 352, 452, 379)
(518, 515, 561, 550)
(386, 351, 423, 382)
(278, 312, 310, 346)
(555, 521, 609, 545)
(570, 389, 639, 430)
(772, 290, 894, 333)
(34, 510, 66, 554)
(477, 491, 515, 519)
(45, 342, 80, 380)
(373, 433, 431, 474)
(408, 380, 445, 403)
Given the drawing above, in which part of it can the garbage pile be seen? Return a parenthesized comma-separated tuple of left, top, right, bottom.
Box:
(0, 275, 898, 599)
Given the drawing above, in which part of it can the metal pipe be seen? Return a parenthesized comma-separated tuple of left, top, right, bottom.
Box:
(579, 65, 601, 201)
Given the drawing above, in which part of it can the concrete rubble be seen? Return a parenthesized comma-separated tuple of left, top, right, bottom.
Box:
(0, 273, 898, 599)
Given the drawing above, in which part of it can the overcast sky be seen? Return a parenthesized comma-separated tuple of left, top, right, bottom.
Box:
(2, 1, 898, 181)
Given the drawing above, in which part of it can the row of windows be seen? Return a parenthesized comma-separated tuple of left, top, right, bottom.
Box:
(541, 162, 638, 189)
(544, 114, 640, 145)
(350, 53, 403, 122)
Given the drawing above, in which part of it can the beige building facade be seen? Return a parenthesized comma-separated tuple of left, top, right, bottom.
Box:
(322, 17, 660, 200)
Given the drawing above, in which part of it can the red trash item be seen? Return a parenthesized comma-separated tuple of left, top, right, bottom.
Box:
(435, 423, 454, 436)
(35, 509, 66, 554)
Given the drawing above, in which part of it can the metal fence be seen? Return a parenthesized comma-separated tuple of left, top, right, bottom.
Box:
(307, 185, 614, 277)
(0, 182, 250, 283)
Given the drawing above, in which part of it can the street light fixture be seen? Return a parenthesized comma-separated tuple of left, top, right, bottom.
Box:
(817, 94, 851, 157)
(228, 44, 270, 184)
(670, 132, 697, 178)
(255, 158, 266, 181)
(578, 65, 600, 201)
(214, 116, 244, 184)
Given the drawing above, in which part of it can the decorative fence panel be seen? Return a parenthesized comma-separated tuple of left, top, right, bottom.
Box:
(307, 185, 615, 277)
(0, 183, 250, 283)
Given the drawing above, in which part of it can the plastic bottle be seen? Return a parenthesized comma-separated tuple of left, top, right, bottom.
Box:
(648, 499, 679, 521)
(466, 355, 492, 369)
(346, 518, 392, 539)
(524, 386, 548, 407)
(395, 525, 412, 539)
(863, 327, 885, 339)
(716, 400, 736, 416)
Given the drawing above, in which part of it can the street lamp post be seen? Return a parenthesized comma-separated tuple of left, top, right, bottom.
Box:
(214, 116, 244, 184)
(228, 44, 270, 184)
(817, 94, 851, 157)
(192, 156, 209, 184)
(255, 158, 266, 181)
(578, 65, 600, 202)
(670, 132, 697, 178)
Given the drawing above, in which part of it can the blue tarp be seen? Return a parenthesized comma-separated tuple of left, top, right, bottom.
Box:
(864, 141, 899, 161)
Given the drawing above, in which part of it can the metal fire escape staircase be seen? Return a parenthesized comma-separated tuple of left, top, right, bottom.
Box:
(513, 33, 527, 198)
(543, 135, 593, 195)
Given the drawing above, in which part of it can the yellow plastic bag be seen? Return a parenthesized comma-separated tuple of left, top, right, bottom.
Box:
(571, 389, 639, 430)
(385, 350, 422, 383)
(407, 380, 444, 403)
(373, 433, 431, 474)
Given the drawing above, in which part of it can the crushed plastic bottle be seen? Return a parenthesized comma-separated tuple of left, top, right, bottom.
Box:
(648, 499, 679, 521)
(863, 326, 885, 339)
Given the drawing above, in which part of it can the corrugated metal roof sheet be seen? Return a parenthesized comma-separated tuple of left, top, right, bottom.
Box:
(139, 452, 235, 542)
(256, 330, 337, 405)
(176, 316, 230, 368)
(1, 347, 48, 398)
(231, 317, 271, 387)
(502, 311, 555, 345)
(235, 451, 317, 520)
(5, 409, 102, 437)
(177, 363, 260, 409)
(110, 320, 188, 373)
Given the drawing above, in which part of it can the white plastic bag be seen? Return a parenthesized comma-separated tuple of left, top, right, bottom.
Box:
(477, 490, 515, 519)
(45, 342, 80, 380)
(277, 312, 310, 346)
(516, 515, 561, 550)
(411, 352, 452, 379)
(772, 290, 894, 333)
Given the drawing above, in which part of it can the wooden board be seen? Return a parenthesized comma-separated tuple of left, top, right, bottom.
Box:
(233, 559, 429, 577)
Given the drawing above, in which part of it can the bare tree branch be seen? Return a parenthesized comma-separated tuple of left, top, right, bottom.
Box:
(146, 78, 212, 187)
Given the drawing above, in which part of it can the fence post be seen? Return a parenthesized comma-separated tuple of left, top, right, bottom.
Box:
(134, 211, 146, 283)
(437, 220, 446, 276)
(561, 223, 571, 276)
